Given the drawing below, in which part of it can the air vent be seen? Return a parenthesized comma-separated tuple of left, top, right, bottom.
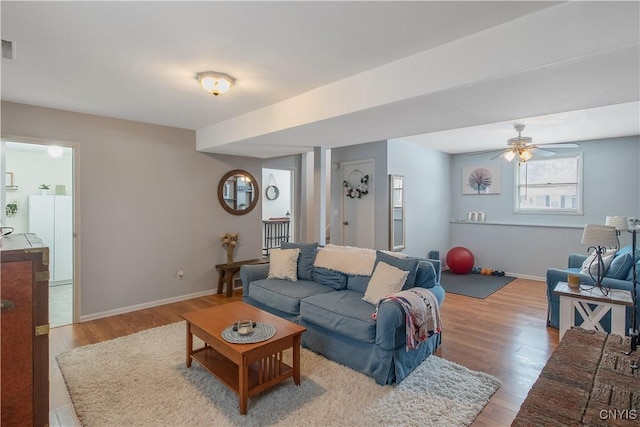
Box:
(2, 39, 15, 60)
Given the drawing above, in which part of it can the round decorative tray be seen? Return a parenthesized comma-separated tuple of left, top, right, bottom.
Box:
(221, 322, 276, 344)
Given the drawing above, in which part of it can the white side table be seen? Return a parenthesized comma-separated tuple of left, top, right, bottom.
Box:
(553, 282, 633, 340)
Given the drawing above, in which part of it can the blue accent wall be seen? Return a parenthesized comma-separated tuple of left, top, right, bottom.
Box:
(388, 139, 450, 259)
(449, 136, 640, 278)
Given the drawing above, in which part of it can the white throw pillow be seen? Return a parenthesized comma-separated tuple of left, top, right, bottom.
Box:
(580, 248, 617, 276)
(362, 261, 409, 305)
(268, 248, 301, 281)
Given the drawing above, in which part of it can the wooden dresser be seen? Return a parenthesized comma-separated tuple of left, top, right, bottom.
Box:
(1, 233, 50, 427)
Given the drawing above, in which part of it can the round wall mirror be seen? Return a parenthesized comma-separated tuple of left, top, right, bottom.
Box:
(217, 169, 259, 215)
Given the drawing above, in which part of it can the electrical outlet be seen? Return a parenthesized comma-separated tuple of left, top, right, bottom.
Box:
(177, 269, 184, 279)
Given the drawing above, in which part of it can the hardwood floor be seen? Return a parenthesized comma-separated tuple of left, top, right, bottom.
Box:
(437, 278, 559, 426)
(49, 278, 558, 426)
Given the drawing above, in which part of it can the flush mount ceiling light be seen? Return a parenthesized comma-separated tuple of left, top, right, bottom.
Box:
(196, 71, 235, 96)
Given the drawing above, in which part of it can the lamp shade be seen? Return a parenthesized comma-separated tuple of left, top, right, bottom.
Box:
(581, 224, 618, 248)
(605, 216, 629, 231)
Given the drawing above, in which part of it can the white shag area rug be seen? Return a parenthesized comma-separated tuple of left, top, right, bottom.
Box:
(57, 322, 500, 427)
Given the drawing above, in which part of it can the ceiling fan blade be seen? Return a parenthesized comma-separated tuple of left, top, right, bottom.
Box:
(535, 143, 579, 149)
(467, 148, 506, 156)
(530, 147, 556, 157)
(490, 151, 510, 160)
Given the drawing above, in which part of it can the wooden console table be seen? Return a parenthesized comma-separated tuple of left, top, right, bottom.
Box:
(216, 259, 268, 297)
(554, 282, 633, 340)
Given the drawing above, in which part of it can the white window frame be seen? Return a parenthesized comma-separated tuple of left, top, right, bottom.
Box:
(514, 153, 584, 215)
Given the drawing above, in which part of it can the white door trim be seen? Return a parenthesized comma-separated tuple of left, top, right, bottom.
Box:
(1, 134, 81, 324)
(262, 166, 296, 243)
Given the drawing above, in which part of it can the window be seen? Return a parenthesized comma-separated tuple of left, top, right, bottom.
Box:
(514, 154, 583, 214)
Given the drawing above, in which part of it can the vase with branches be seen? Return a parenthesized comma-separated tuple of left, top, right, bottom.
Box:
(220, 232, 239, 265)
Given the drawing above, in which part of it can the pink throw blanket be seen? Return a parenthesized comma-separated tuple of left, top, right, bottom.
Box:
(372, 288, 442, 350)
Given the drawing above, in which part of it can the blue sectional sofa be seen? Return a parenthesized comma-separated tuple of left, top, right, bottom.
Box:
(546, 244, 640, 331)
(240, 243, 445, 385)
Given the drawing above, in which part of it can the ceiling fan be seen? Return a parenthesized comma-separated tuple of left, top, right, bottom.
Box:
(468, 124, 579, 162)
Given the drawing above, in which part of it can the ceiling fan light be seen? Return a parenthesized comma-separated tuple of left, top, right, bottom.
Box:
(520, 149, 533, 161)
(503, 150, 516, 161)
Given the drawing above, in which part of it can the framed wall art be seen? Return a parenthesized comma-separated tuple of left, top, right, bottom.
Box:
(462, 165, 501, 195)
(5, 172, 18, 190)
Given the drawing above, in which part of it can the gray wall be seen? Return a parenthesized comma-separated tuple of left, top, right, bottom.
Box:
(388, 139, 450, 259)
(4, 100, 637, 319)
(449, 136, 640, 279)
(2, 101, 262, 319)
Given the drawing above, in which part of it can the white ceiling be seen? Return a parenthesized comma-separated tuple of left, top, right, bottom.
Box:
(1, 1, 639, 158)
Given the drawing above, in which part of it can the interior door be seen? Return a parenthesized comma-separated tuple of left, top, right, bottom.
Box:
(341, 160, 374, 248)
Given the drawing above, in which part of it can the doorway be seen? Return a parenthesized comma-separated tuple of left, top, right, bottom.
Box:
(341, 159, 374, 248)
(262, 168, 294, 254)
(3, 141, 75, 327)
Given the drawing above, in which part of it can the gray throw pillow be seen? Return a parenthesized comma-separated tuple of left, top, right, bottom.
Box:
(312, 267, 348, 290)
(414, 261, 436, 289)
(280, 242, 318, 281)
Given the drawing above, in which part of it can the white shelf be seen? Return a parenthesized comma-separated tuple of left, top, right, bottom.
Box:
(449, 220, 584, 229)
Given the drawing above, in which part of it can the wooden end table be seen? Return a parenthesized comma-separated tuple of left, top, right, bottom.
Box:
(181, 301, 306, 414)
(215, 259, 268, 297)
(553, 282, 633, 340)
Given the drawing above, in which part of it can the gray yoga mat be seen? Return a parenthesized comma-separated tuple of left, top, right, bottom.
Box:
(440, 270, 516, 299)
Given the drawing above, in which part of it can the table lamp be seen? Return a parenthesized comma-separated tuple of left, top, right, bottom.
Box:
(581, 224, 618, 292)
(605, 216, 629, 248)
(603, 217, 639, 361)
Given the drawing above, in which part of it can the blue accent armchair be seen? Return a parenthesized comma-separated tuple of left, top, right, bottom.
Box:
(546, 244, 640, 332)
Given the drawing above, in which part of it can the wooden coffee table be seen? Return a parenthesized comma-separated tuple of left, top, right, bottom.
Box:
(181, 301, 306, 414)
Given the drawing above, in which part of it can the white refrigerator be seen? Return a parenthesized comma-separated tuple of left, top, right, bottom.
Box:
(28, 195, 73, 284)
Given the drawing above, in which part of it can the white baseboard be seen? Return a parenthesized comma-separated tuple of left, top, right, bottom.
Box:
(79, 289, 218, 323)
(506, 272, 545, 282)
